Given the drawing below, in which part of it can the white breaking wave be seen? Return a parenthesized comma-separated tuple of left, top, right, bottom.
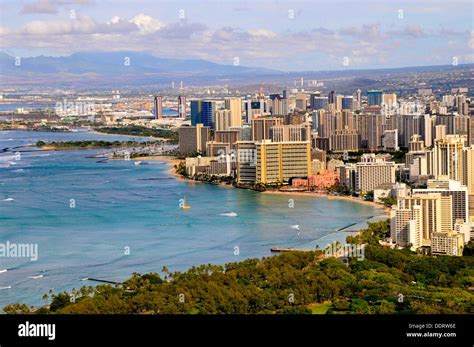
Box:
(0, 155, 18, 162)
(2, 198, 14, 201)
(27, 275, 44, 279)
(0, 286, 11, 290)
(291, 225, 300, 230)
(221, 212, 238, 217)
(0, 269, 7, 274)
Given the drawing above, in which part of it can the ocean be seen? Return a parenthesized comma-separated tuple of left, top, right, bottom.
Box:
(0, 130, 382, 308)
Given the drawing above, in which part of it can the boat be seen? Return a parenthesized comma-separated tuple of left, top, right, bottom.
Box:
(180, 196, 191, 210)
(134, 161, 143, 166)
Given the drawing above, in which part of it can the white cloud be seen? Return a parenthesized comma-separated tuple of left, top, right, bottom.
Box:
(249, 29, 276, 38)
(1, 15, 472, 70)
(129, 14, 164, 34)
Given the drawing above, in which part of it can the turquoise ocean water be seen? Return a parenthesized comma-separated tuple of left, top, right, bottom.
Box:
(0, 130, 382, 308)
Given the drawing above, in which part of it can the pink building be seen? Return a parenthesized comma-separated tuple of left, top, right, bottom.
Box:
(292, 171, 339, 189)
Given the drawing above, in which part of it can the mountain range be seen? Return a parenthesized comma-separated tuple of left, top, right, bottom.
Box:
(0, 51, 472, 90)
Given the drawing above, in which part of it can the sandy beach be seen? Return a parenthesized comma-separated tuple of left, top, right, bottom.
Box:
(125, 155, 391, 221)
(130, 155, 185, 180)
(262, 190, 390, 215)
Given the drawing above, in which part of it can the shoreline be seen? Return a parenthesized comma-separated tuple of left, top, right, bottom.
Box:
(262, 190, 390, 214)
(115, 155, 391, 244)
(159, 157, 390, 219)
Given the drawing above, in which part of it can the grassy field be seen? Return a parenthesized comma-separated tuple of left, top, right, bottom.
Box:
(308, 303, 331, 314)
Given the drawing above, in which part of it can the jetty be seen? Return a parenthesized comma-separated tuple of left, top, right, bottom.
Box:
(86, 278, 122, 285)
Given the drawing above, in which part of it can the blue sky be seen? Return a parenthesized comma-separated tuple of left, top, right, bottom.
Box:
(0, 0, 472, 71)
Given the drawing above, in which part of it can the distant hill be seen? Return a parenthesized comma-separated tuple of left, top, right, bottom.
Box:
(0, 51, 280, 88)
(0, 51, 281, 75)
(0, 51, 472, 90)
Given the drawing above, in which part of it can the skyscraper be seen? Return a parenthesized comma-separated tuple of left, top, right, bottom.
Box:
(178, 96, 186, 119)
(201, 101, 216, 129)
(433, 135, 466, 182)
(295, 93, 308, 111)
(328, 91, 336, 105)
(215, 109, 232, 131)
(190, 99, 202, 125)
(355, 154, 396, 194)
(355, 89, 362, 110)
(153, 96, 163, 119)
(341, 96, 353, 110)
(256, 140, 311, 184)
(367, 90, 384, 106)
(392, 193, 453, 248)
(269, 94, 285, 115)
(270, 124, 310, 142)
(224, 97, 242, 127)
(251, 117, 283, 142)
(413, 178, 469, 227)
(311, 96, 328, 111)
(178, 124, 210, 155)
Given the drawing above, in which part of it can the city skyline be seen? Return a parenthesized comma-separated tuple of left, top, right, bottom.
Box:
(0, 0, 473, 71)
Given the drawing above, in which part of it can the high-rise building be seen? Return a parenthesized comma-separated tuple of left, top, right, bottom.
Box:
(355, 89, 362, 110)
(251, 117, 284, 142)
(335, 95, 343, 112)
(433, 135, 467, 182)
(311, 96, 328, 111)
(315, 109, 332, 138)
(367, 90, 383, 106)
(431, 231, 464, 256)
(215, 129, 241, 147)
(215, 109, 232, 131)
(422, 115, 434, 148)
(206, 141, 231, 157)
(153, 96, 163, 119)
(329, 129, 360, 152)
(269, 94, 285, 115)
(341, 96, 353, 111)
(178, 96, 186, 119)
(462, 145, 474, 218)
(270, 124, 310, 142)
(468, 116, 474, 146)
(245, 99, 267, 122)
(224, 97, 242, 127)
(435, 124, 447, 140)
(236, 141, 257, 184)
(413, 178, 469, 227)
(256, 140, 311, 184)
(328, 91, 336, 105)
(178, 124, 210, 155)
(406, 134, 434, 182)
(357, 113, 384, 150)
(392, 193, 453, 247)
(391, 204, 423, 250)
(201, 101, 216, 129)
(382, 93, 397, 109)
(382, 129, 399, 151)
(295, 93, 308, 111)
(190, 99, 202, 125)
(355, 154, 396, 194)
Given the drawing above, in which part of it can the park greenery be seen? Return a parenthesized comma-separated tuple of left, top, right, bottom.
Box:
(4, 220, 473, 315)
(94, 126, 179, 143)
